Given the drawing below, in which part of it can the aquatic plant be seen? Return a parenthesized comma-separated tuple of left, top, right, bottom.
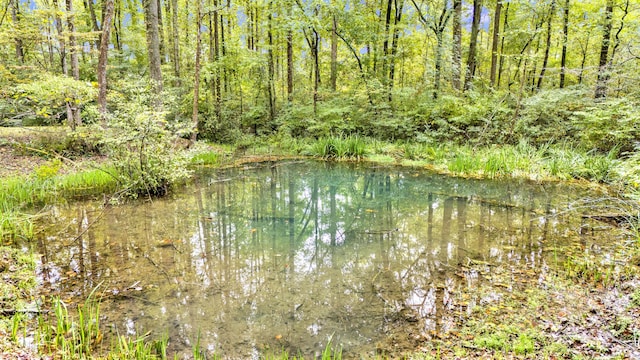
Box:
(308, 135, 366, 159)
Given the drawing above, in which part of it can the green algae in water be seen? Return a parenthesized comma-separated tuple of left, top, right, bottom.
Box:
(35, 161, 629, 358)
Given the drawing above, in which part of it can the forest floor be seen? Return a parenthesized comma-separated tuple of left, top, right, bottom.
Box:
(0, 127, 54, 177)
(1, 127, 640, 358)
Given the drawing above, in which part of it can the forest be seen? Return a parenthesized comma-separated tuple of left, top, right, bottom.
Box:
(0, 0, 637, 144)
(1, 0, 640, 358)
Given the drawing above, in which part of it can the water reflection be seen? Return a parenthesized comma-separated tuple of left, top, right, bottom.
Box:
(36, 161, 624, 358)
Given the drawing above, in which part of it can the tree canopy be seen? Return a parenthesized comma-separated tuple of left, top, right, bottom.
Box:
(1, 0, 639, 144)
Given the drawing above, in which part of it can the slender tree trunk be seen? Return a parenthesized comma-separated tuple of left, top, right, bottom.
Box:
(267, 0, 275, 121)
(86, 0, 101, 48)
(213, 0, 221, 118)
(247, 1, 253, 50)
(191, 0, 202, 143)
(287, 3, 293, 102)
(52, 0, 73, 122)
(330, 13, 338, 92)
(208, 0, 215, 99)
(433, 31, 444, 98)
(497, 2, 509, 87)
(388, 0, 404, 102)
(52, 0, 68, 74)
(412, 0, 450, 99)
(165, 0, 174, 64)
(114, 0, 123, 51)
(312, 28, 320, 113)
(254, 5, 259, 51)
(157, 0, 166, 64)
(10, 0, 24, 63)
(594, 0, 613, 99)
(221, 1, 229, 93)
(46, 22, 55, 68)
(489, 0, 502, 88)
(381, 0, 393, 79)
(537, 0, 556, 90)
(559, 0, 569, 88)
(67, 0, 81, 128)
(98, 0, 115, 124)
(144, 0, 164, 99)
(171, 0, 180, 81)
(451, 0, 461, 90)
(463, 0, 482, 91)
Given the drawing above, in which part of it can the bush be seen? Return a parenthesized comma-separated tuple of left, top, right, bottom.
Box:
(571, 98, 640, 154)
(101, 99, 192, 197)
(516, 87, 590, 145)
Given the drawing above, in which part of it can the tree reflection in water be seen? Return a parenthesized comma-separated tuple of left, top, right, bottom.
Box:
(37, 161, 623, 358)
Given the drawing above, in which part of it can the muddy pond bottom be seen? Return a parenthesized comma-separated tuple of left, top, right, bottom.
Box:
(36, 160, 627, 358)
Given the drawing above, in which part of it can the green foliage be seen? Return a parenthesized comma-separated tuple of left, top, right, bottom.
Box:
(190, 151, 221, 167)
(11, 74, 96, 125)
(34, 159, 62, 180)
(513, 334, 535, 355)
(516, 87, 590, 145)
(102, 100, 192, 197)
(572, 98, 640, 153)
(308, 136, 366, 159)
(631, 288, 640, 308)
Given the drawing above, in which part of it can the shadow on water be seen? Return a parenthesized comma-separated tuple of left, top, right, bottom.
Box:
(34, 160, 627, 358)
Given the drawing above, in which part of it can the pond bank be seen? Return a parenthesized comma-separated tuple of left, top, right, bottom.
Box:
(1, 129, 639, 359)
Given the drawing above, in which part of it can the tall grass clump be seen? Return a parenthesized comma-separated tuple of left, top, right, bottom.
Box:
(308, 136, 366, 159)
(30, 287, 169, 360)
(190, 151, 221, 166)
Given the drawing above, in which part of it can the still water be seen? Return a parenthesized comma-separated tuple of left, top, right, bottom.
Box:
(36, 161, 625, 358)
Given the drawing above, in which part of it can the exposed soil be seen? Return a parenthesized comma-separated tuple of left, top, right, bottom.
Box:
(0, 145, 48, 177)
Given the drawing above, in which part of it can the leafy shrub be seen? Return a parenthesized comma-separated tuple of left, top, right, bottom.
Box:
(571, 98, 640, 154)
(11, 74, 96, 126)
(516, 87, 590, 145)
(101, 100, 191, 197)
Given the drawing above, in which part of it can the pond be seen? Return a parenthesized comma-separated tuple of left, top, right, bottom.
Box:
(35, 160, 626, 358)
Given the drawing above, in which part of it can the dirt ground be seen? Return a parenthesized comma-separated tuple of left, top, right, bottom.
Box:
(0, 127, 65, 177)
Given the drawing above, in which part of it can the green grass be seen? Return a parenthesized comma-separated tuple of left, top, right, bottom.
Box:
(307, 135, 366, 159)
(190, 151, 221, 166)
(0, 165, 119, 242)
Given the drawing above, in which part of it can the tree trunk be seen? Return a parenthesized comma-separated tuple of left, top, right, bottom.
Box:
(433, 32, 444, 99)
(213, 0, 221, 119)
(463, 0, 481, 91)
(497, 2, 509, 87)
(388, 0, 404, 102)
(144, 0, 164, 99)
(10, 0, 24, 63)
(98, 0, 115, 124)
(312, 28, 320, 113)
(67, 0, 82, 128)
(594, 0, 613, 99)
(489, 0, 502, 88)
(191, 0, 203, 143)
(411, 0, 450, 99)
(537, 0, 556, 90)
(157, 0, 166, 64)
(559, 0, 569, 88)
(86, 0, 101, 48)
(114, 0, 123, 51)
(451, 0, 461, 90)
(52, 0, 73, 123)
(52, 0, 67, 74)
(267, 0, 275, 121)
(171, 0, 180, 82)
(381, 0, 393, 79)
(330, 13, 338, 92)
(287, 3, 293, 102)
